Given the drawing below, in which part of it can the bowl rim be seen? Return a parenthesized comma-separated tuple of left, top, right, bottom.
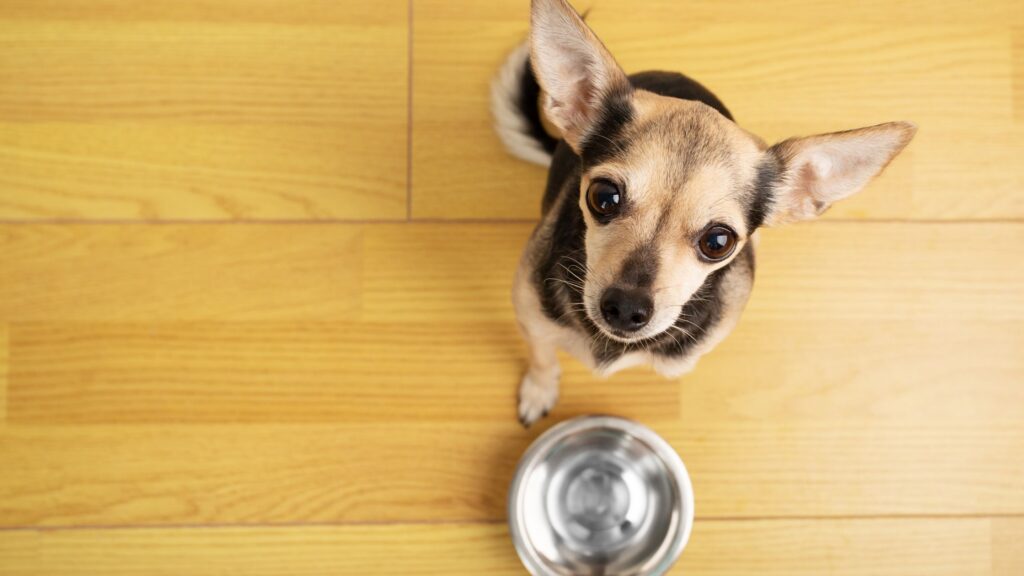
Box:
(508, 415, 695, 576)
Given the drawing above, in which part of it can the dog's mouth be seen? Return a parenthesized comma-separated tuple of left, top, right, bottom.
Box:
(584, 306, 667, 345)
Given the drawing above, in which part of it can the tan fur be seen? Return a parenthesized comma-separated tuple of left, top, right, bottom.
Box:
(578, 92, 762, 343)
(512, 0, 916, 425)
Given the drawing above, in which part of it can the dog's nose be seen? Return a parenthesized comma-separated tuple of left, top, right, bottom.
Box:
(599, 287, 652, 333)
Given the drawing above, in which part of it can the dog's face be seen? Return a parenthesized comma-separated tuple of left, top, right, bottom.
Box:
(530, 0, 915, 343)
(577, 93, 765, 341)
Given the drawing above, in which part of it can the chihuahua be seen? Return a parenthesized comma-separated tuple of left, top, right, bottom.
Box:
(492, 0, 916, 426)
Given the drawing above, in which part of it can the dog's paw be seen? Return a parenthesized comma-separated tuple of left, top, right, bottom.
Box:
(517, 373, 559, 428)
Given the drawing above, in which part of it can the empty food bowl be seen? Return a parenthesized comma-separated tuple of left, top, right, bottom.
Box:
(508, 415, 694, 575)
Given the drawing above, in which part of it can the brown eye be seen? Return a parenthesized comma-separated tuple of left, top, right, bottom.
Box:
(698, 225, 737, 261)
(586, 180, 622, 220)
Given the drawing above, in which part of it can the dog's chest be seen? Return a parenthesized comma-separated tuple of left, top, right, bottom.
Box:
(558, 329, 701, 379)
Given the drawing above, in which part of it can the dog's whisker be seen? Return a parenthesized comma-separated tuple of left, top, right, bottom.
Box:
(557, 266, 587, 287)
(663, 327, 685, 352)
(672, 318, 706, 337)
(668, 325, 700, 346)
(545, 277, 585, 291)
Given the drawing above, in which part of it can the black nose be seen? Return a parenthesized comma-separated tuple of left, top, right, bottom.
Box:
(599, 287, 652, 333)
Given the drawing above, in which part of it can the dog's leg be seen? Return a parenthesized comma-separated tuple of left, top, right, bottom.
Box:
(518, 329, 561, 427)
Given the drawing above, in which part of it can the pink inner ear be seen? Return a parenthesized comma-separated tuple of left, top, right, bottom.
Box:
(547, 75, 599, 144)
(795, 162, 830, 215)
(571, 76, 597, 119)
(797, 132, 908, 205)
(808, 152, 833, 180)
(764, 123, 915, 226)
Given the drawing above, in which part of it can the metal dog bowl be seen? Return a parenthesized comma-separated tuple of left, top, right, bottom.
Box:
(509, 416, 694, 575)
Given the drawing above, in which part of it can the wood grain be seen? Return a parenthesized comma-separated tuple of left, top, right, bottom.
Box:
(0, 1, 401, 25)
(1, 222, 1020, 427)
(993, 518, 1024, 576)
(413, 0, 1024, 26)
(0, 222, 1020, 425)
(358, 222, 1024, 323)
(1, 421, 1021, 527)
(4, 317, 1021, 425)
(2, 222, 1015, 324)
(412, 0, 1023, 220)
(0, 518, 992, 575)
(0, 225, 364, 321)
(1016, 29, 1023, 122)
(0, 323, 6, 424)
(679, 518, 991, 575)
(0, 3, 408, 220)
(4, 323, 678, 424)
(0, 2, 1022, 573)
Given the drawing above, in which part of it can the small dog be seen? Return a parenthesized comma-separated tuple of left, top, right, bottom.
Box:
(492, 0, 916, 426)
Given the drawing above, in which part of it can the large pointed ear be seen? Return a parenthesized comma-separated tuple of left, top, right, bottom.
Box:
(530, 0, 631, 151)
(761, 121, 917, 226)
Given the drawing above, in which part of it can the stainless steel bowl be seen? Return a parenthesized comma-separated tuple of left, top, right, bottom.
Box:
(508, 416, 694, 576)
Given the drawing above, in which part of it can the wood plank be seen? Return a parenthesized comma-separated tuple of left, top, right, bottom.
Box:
(683, 318, 1024, 423)
(361, 223, 525, 323)
(0, 1, 400, 25)
(659, 421, 1024, 520)
(746, 223, 1024, 322)
(413, 0, 1024, 26)
(362, 222, 1024, 322)
(0, 222, 1021, 524)
(0, 124, 407, 220)
(4, 317, 1020, 425)
(4, 322, 678, 424)
(0, 2, 408, 220)
(0, 324, 6, 423)
(993, 518, 1024, 576)
(679, 518, 990, 575)
(0, 518, 993, 575)
(0, 524, 519, 576)
(909, 126, 1024, 220)
(1, 223, 1020, 425)
(412, 0, 1020, 220)
(0, 421, 1020, 526)
(1016, 28, 1023, 123)
(0, 225, 364, 321)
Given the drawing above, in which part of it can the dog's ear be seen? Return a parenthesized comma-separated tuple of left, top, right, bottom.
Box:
(761, 121, 917, 225)
(530, 0, 631, 151)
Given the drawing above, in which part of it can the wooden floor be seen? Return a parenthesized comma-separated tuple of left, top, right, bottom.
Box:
(1, 0, 1023, 574)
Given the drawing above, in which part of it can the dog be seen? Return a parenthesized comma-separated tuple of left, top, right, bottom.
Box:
(492, 0, 916, 426)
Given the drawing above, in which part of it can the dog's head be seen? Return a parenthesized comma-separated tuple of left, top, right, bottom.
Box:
(530, 0, 916, 343)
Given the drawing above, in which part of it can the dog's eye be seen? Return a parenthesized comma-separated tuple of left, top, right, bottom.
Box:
(698, 225, 737, 261)
(586, 180, 622, 220)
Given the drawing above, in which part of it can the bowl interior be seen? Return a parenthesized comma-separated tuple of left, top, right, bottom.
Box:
(510, 417, 693, 576)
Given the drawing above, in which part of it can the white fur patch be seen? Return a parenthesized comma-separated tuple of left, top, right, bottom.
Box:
(491, 42, 553, 167)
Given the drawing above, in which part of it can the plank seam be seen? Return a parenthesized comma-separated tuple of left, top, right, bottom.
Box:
(1, 513, 1021, 533)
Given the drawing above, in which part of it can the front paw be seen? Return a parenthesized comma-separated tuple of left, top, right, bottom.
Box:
(517, 372, 559, 428)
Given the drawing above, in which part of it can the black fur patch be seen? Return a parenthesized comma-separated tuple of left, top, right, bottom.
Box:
(519, 56, 559, 156)
(628, 71, 733, 121)
(579, 88, 635, 166)
(541, 143, 581, 215)
(746, 151, 782, 231)
(535, 173, 588, 326)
